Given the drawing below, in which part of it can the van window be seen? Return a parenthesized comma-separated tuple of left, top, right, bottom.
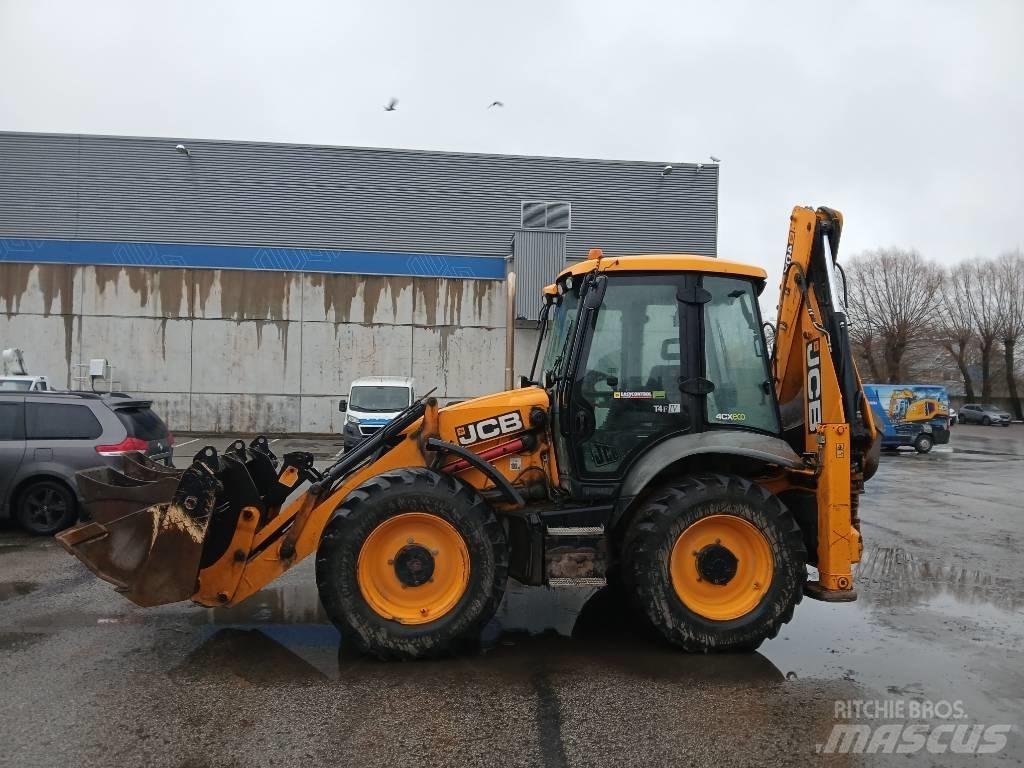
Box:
(350, 386, 410, 412)
(26, 403, 103, 440)
(115, 407, 169, 441)
(0, 402, 23, 441)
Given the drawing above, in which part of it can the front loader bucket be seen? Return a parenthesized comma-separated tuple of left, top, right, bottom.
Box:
(57, 438, 304, 609)
(120, 452, 183, 482)
(56, 447, 223, 608)
(76, 466, 181, 524)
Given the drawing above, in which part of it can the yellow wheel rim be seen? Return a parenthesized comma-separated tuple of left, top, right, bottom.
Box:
(669, 514, 774, 621)
(357, 512, 470, 625)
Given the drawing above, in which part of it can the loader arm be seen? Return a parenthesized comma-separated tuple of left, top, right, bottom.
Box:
(773, 206, 879, 598)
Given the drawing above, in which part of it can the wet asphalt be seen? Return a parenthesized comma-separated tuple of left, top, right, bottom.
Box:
(1, 425, 1022, 767)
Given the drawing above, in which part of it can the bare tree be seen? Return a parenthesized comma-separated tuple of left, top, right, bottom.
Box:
(962, 258, 1003, 400)
(938, 263, 978, 399)
(997, 251, 1024, 417)
(845, 249, 943, 383)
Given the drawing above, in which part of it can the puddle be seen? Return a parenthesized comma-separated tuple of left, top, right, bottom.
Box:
(0, 581, 39, 602)
(168, 556, 1024, 730)
(0, 632, 46, 652)
(177, 581, 789, 686)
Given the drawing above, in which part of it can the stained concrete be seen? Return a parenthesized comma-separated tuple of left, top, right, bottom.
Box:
(0, 263, 525, 432)
(0, 425, 1021, 766)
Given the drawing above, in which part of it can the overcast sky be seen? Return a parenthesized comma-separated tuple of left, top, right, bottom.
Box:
(1, 0, 1021, 293)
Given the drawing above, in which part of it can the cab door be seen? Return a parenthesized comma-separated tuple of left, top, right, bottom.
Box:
(562, 273, 698, 485)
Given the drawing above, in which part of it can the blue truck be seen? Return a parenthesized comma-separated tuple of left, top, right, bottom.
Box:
(863, 384, 951, 454)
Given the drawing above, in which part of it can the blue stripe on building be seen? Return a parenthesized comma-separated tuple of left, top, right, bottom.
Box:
(0, 238, 506, 280)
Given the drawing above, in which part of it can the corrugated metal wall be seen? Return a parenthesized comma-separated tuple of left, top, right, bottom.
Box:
(511, 230, 566, 320)
(0, 132, 718, 262)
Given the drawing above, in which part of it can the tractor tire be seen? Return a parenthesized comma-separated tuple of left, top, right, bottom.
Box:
(914, 433, 933, 454)
(15, 479, 77, 535)
(622, 473, 806, 652)
(316, 468, 508, 660)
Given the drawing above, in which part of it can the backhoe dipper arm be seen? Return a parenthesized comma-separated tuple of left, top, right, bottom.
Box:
(772, 206, 879, 599)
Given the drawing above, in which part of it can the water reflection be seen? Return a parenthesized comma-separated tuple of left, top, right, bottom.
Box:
(183, 582, 786, 686)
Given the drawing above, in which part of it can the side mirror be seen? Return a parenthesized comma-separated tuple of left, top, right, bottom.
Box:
(518, 375, 533, 389)
(338, 399, 347, 412)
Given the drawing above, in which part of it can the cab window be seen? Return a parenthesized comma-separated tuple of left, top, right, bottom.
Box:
(703, 276, 778, 433)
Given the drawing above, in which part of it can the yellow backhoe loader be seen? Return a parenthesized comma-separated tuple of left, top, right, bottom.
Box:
(58, 205, 879, 659)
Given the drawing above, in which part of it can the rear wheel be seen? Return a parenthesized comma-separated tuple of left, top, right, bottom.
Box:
(316, 468, 507, 659)
(15, 479, 77, 535)
(914, 433, 933, 454)
(622, 474, 806, 652)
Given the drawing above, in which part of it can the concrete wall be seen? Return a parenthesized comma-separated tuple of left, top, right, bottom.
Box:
(0, 263, 537, 434)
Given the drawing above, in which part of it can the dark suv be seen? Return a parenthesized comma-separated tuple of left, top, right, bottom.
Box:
(958, 403, 1012, 426)
(0, 392, 174, 534)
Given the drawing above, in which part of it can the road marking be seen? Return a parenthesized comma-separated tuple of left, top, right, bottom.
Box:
(270, 438, 279, 443)
(175, 438, 199, 448)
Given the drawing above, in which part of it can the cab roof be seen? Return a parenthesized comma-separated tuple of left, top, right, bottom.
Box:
(549, 254, 767, 292)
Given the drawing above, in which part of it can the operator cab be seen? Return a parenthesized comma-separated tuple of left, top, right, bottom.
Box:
(532, 254, 780, 498)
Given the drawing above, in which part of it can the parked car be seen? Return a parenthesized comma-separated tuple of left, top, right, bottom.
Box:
(340, 376, 415, 452)
(958, 403, 1012, 426)
(0, 392, 174, 534)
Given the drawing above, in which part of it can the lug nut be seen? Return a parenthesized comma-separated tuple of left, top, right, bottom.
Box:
(430, 549, 439, 556)
(407, 537, 414, 545)
(387, 559, 394, 565)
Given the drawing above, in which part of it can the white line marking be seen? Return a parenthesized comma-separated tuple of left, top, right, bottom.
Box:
(270, 439, 279, 443)
(175, 438, 199, 448)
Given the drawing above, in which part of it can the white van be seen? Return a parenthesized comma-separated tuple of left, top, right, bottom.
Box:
(0, 375, 53, 392)
(340, 376, 415, 451)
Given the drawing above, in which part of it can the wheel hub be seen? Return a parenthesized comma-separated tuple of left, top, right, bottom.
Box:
(357, 512, 470, 625)
(393, 544, 436, 587)
(669, 514, 775, 621)
(695, 543, 739, 585)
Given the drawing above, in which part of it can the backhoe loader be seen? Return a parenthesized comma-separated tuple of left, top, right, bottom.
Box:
(58, 205, 880, 659)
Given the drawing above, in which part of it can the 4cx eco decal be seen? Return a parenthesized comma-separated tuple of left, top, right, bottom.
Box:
(455, 411, 524, 446)
(714, 412, 747, 422)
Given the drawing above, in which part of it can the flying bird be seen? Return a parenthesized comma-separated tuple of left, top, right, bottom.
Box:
(709, 155, 721, 163)
(384, 98, 398, 112)
(488, 101, 504, 109)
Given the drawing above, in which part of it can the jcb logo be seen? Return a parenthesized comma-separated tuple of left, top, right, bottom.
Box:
(456, 411, 524, 446)
(806, 339, 822, 433)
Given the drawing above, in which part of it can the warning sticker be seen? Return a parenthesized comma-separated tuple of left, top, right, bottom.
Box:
(613, 391, 653, 400)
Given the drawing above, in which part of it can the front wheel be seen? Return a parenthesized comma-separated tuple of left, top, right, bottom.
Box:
(982, 416, 991, 426)
(315, 468, 508, 660)
(914, 433, 933, 454)
(622, 474, 806, 652)
(16, 479, 77, 535)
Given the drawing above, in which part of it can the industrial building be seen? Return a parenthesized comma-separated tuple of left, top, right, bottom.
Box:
(0, 131, 719, 433)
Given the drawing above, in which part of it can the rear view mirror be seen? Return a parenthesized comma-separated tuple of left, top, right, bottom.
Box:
(338, 400, 347, 412)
